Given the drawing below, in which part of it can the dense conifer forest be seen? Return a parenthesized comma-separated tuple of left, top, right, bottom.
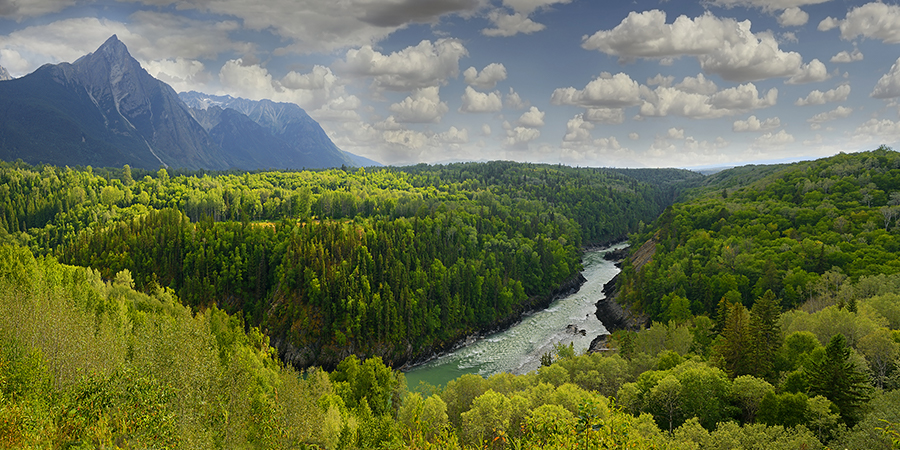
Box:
(2, 151, 900, 448)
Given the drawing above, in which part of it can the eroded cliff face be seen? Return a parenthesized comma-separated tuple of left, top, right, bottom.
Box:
(590, 235, 657, 352)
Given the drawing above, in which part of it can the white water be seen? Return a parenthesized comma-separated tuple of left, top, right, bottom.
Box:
(404, 244, 625, 390)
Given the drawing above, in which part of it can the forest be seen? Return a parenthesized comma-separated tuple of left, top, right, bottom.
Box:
(2, 150, 900, 448)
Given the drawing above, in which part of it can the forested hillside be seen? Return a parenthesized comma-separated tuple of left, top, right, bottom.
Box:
(601, 146, 900, 449)
(0, 160, 684, 367)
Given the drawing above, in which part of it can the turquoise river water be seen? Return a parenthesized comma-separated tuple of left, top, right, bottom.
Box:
(403, 244, 625, 390)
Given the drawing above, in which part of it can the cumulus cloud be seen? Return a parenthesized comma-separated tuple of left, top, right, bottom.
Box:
(582, 10, 814, 82)
(808, 106, 853, 123)
(583, 108, 625, 124)
(561, 114, 623, 153)
(675, 73, 718, 95)
(854, 118, 900, 142)
(482, 10, 545, 37)
(459, 86, 503, 112)
(517, 106, 545, 127)
(336, 39, 467, 91)
(872, 57, 900, 99)
(504, 88, 528, 109)
(551, 72, 642, 108)
(831, 49, 864, 63)
(218, 61, 353, 112)
(628, 132, 640, 140)
(794, 85, 851, 105)
(733, 115, 781, 132)
(388, 86, 448, 123)
(647, 74, 675, 87)
(824, 3, 900, 44)
(778, 7, 809, 27)
(786, 59, 830, 84)
(753, 129, 795, 148)
(436, 126, 469, 144)
(640, 80, 778, 119)
(505, 126, 541, 148)
(463, 63, 507, 89)
(144, 58, 210, 93)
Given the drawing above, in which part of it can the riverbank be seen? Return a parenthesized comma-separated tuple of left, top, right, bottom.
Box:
(404, 247, 624, 388)
(589, 236, 657, 352)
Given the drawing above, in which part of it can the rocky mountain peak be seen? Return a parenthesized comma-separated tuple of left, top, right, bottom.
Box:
(0, 65, 11, 81)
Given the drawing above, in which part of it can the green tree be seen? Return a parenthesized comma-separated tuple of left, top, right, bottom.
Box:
(748, 289, 782, 381)
(807, 333, 872, 426)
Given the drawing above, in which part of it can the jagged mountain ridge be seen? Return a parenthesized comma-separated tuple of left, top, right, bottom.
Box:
(181, 91, 356, 169)
(0, 65, 11, 81)
(0, 35, 364, 170)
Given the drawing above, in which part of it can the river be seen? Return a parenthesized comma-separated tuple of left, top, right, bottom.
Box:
(403, 244, 625, 391)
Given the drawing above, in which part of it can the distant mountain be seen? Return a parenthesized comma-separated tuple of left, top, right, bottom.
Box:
(181, 92, 357, 169)
(0, 35, 365, 170)
(0, 65, 11, 81)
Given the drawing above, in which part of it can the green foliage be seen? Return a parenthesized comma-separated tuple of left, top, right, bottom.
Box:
(807, 333, 873, 427)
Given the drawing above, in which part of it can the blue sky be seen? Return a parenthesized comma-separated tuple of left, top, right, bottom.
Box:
(1, 0, 899, 168)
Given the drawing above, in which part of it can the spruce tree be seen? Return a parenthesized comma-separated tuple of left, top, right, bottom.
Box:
(749, 290, 782, 381)
(807, 333, 872, 427)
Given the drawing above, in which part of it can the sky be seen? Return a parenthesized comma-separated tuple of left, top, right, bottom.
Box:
(0, 1, 899, 168)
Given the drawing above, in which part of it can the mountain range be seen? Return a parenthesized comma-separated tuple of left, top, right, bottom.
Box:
(0, 36, 375, 170)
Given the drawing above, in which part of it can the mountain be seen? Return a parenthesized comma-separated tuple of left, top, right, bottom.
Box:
(0, 36, 362, 170)
(0, 65, 11, 81)
(180, 92, 356, 169)
(0, 35, 232, 170)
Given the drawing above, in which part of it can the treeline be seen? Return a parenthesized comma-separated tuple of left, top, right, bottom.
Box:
(0, 244, 847, 449)
(0, 159, 686, 367)
(620, 147, 900, 320)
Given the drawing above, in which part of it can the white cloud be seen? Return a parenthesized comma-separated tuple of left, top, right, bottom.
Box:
(482, 10, 545, 37)
(674, 73, 718, 95)
(753, 129, 795, 148)
(388, 86, 448, 123)
(808, 106, 853, 123)
(463, 63, 507, 89)
(551, 72, 642, 108)
(733, 115, 781, 132)
(517, 106, 545, 127)
(830, 49, 864, 63)
(872, 57, 900, 99)
(666, 128, 685, 139)
(144, 58, 210, 93)
(794, 85, 851, 105)
(505, 126, 541, 148)
(459, 86, 503, 112)
(628, 132, 640, 140)
(218, 61, 352, 112)
(854, 118, 900, 142)
(504, 88, 528, 109)
(436, 126, 469, 144)
(786, 59, 829, 84)
(778, 7, 809, 27)
(640, 81, 778, 119)
(647, 74, 674, 87)
(481, 124, 492, 136)
(336, 39, 467, 91)
(818, 16, 840, 31)
(563, 114, 595, 145)
(582, 10, 812, 82)
(830, 3, 900, 44)
(561, 115, 623, 154)
(583, 108, 625, 124)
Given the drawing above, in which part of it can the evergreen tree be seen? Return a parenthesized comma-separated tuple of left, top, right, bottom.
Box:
(806, 333, 872, 427)
(714, 302, 752, 377)
(748, 290, 782, 381)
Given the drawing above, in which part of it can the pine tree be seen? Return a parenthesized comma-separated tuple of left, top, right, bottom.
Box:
(715, 302, 752, 377)
(807, 333, 872, 427)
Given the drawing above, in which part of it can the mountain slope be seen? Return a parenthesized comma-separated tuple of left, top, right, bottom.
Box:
(181, 91, 355, 169)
